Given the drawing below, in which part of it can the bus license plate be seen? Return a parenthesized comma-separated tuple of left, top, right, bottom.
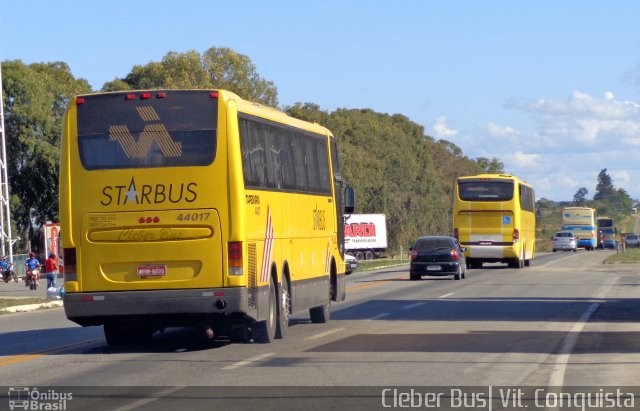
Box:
(427, 265, 442, 271)
(137, 265, 167, 277)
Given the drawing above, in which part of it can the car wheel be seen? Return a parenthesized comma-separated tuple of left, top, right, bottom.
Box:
(454, 267, 461, 280)
(553, 249, 557, 252)
(410, 273, 420, 281)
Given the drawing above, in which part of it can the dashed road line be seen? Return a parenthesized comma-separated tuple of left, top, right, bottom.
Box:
(438, 292, 455, 298)
(366, 312, 390, 321)
(306, 328, 345, 340)
(222, 352, 274, 370)
(402, 302, 424, 309)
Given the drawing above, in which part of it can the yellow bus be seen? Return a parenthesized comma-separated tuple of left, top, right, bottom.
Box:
(60, 89, 354, 345)
(453, 174, 536, 269)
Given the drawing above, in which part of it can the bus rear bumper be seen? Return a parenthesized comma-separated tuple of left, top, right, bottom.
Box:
(64, 287, 253, 327)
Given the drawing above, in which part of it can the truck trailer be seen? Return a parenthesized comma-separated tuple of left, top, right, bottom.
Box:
(344, 214, 388, 260)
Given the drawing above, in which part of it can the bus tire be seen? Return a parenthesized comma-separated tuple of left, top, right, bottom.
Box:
(229, 324, 250, 344)
(252, 277, 277, 343)
(275, 276, 290, 339)
(310, 304, 330, 323)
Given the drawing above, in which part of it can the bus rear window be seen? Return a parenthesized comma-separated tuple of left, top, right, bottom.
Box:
(458, 181, 514, 201)
(76, 90, 217, 170)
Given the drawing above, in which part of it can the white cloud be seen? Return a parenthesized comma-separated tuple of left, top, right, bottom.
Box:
(611, 170, 630, 185)
(505, 151, 540, 169)
(483, 122, 519, 137)
(438, 90, 640, 201)
(511, 91, 640, 144)
(432, 117, 458, 138)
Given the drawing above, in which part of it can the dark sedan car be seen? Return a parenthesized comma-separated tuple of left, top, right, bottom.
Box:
(410, 236, 467, 281)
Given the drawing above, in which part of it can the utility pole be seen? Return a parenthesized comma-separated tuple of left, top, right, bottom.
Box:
(0, 63, 16, 262)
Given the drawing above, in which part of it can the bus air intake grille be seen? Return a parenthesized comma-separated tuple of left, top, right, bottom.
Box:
(248, 243, 257, 309)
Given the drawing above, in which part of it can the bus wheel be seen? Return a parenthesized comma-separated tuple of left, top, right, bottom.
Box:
(229, 324, 250, 344)
(275, 277, 290, 339)
(252, 277, 277, 343)
(310, 304, 330, 323)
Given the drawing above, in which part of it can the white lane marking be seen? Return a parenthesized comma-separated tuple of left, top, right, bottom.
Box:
(306, 327, 345, 340)
(548, 302, 600, 387)
(402, 302, 424, 309)
(367, 312, 390, 320)
(222, 352, 274, 370)
(112, 386, 184, 411)
(438, 292, 455, 298)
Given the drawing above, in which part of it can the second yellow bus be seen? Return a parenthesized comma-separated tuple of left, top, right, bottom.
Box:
(453, 174, 536, 269)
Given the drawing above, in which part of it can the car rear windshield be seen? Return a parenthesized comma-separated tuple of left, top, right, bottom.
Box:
(414, 238, 453, 251)
(76, 90, 217, 170)
(555, 232, 573, 238)
(458, 180, 514, 201)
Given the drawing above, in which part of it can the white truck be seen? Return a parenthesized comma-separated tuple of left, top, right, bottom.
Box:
(344, 214, 388, 260)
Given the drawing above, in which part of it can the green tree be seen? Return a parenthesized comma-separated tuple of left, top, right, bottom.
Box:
(573, 187, 588, 205)
(475, 157, 505, 173)
(286, 105, 464, 250)
(594, 168, 616, 201)
(2, 60, 92, 252)
(102, 48, 278, 107)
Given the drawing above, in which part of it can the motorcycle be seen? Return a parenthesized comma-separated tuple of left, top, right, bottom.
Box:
(1, 262, 18, 283)
(25, 267, 40, 290)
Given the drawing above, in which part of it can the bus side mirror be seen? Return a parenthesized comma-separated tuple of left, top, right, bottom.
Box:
(344, 186, 355, 214)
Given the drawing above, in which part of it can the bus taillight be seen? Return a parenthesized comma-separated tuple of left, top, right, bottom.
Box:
(76, 97, 85, 105)
(210, 91, 219, 98)
(513, 228, 520, 243)
(228, 242, 243, 276)
(63, 248, 77, 281)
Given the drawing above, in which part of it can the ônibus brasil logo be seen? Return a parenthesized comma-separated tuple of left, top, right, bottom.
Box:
(8, 387, 72, 410)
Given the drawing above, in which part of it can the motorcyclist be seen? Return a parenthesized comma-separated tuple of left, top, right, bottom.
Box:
(25, 252, 41, 287)
(0, 256, 9, 282)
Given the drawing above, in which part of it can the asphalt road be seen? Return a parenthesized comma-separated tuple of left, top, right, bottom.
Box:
(1, 249, 639, 410)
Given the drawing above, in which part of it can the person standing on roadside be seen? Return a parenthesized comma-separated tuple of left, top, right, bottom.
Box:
(45, 253, 59, 289)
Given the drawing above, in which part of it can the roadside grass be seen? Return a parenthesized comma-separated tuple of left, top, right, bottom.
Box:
(0, 297, 50, 311)
(354, 258, 409, 273)
(604, 247, 640, 264)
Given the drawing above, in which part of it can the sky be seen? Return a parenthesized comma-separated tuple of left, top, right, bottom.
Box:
(2, 1, 640, 202)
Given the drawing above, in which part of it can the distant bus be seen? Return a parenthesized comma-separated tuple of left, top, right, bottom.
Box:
(596, 217, 617, 249)
(561, 207, 596, 250)
(453, 174, 536, 269)
(60, 89, 354, 345)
